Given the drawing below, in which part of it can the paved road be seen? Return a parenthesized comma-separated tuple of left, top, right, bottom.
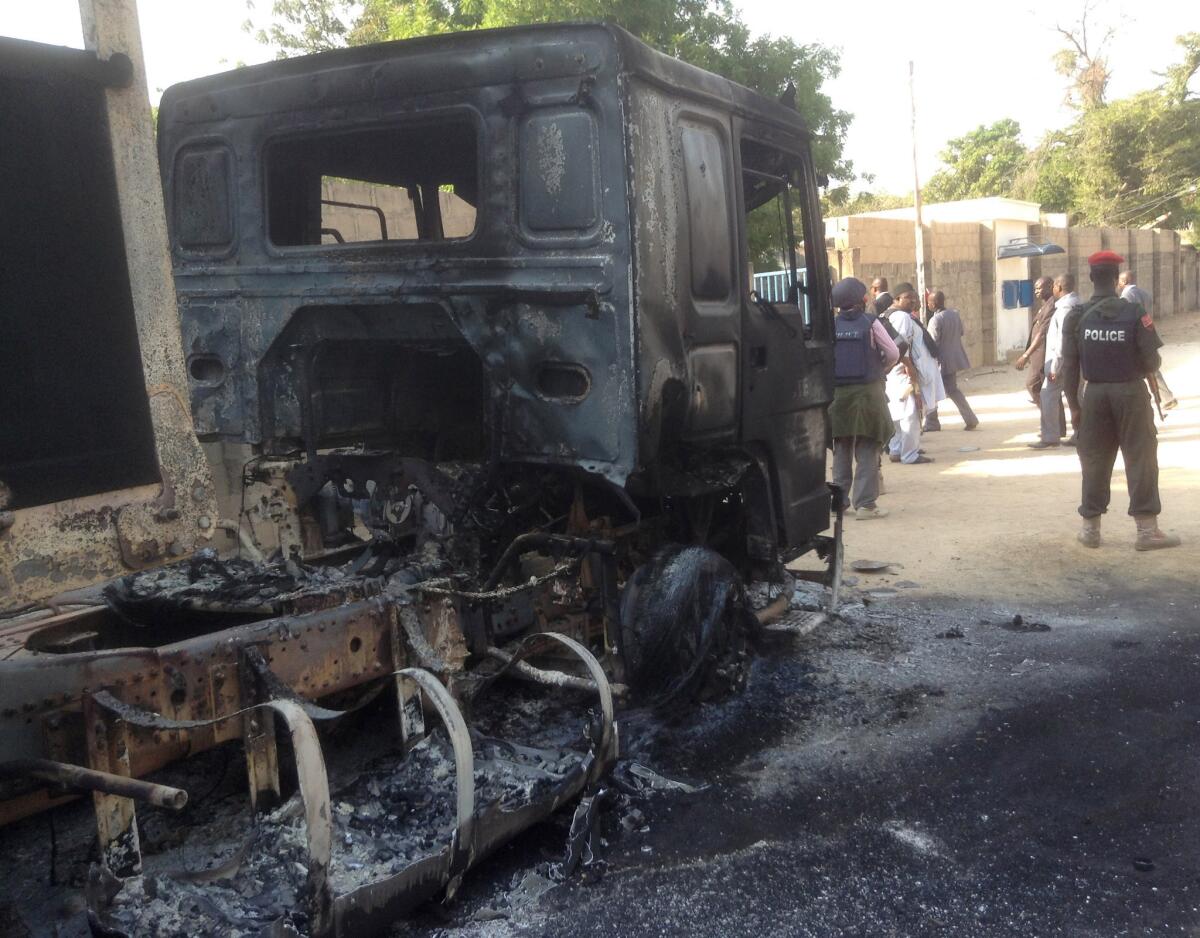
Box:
(424, 585, 1200, 937)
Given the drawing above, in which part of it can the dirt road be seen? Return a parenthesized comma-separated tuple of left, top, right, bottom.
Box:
(837, 311, 1200, 604)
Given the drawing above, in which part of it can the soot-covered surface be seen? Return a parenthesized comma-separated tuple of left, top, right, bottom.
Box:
(3, 583, 1199, 937)
(405, 585, 1200, 937)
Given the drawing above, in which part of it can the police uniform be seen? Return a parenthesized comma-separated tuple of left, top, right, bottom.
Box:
(1061, 251, 1179, 550)
(828, 277, 897, 519)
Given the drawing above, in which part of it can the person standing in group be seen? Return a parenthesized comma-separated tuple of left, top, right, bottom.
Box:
(870, 277, 889, 305)
(885, 284, 940, 465)
(1062, 251, 1180, 550)
(1119, 269, 1178, 411)
(1029, 274, 1080, 449)
(1015, 277, 1055, 405)
(828, 278, 900, 520)
(923, 290, 979, 432)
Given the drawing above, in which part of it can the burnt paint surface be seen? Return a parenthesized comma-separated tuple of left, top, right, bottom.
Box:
(160, 27, 634, 481)
(159, 23, 833, 547)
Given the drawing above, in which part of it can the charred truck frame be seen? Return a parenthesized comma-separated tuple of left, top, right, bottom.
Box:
(1, 12, 838, 936)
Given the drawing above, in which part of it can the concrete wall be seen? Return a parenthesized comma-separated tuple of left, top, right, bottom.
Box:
(1182, 245, 1199, 315)
(1154, 230, 1178, 316)
(320, 178, 475, 243)
(928, 221, 987, 366)
(828, 213, 1197, 365)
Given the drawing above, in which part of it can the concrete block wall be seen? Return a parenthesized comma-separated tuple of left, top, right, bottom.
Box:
(1153, 229, 1179, 316)
(930, 221, 987, 366)
(1101, 228, 1131, 261)
(845, 217, 916, 269)
(1131, 229, 1157, 310)
(1029, 224, 1069, 286)
(829, 214, 1195, 366)
(1182, 245, 1199, 314)
(978, 226, 996, 361)
(1067, 228, 1103, 295)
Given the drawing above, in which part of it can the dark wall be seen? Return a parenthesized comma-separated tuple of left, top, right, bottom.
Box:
(0, 66, 158, 509)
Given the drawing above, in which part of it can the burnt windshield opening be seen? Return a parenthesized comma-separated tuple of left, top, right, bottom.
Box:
(266, 117, 479, 247)
(742, 138, 814, 330)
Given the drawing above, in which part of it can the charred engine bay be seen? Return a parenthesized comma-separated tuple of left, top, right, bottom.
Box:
(4, 579, 1200, 937)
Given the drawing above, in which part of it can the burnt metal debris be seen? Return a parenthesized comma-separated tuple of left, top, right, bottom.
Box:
(1, 11, 842, 937)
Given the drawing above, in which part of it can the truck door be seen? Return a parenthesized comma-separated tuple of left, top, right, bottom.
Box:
(736, 129, 834, 551)
(676, 114, 741, 442)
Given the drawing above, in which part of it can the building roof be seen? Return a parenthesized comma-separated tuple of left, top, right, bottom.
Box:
(831, 196, 1043, 225)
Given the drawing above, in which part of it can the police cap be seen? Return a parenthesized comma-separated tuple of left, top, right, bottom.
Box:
(1087, 250, 1125, 268)
(831, 277, 868, 309)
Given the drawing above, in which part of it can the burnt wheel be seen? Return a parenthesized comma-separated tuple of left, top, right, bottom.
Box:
(618, 545, 753, 710)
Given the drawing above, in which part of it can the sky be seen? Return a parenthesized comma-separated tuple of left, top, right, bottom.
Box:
(2, 0, 1192, 194)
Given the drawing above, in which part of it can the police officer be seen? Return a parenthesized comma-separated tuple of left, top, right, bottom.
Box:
(829, 277, 900, 520)
(1061, 251, 1181, 550)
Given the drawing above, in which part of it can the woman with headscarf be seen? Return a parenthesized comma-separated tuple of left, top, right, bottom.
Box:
(828, 277, 900, 520)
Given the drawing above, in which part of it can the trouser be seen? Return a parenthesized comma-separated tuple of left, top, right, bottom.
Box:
(1061, 360, 1082, 434)
(1077, 380, 1161, 518)
(1039, 372, 1066, 443)
(888, 399, 921, 463)
(1155, 370, 1177, 408)
(1025, 369, 1044, 404)
(832, 436, 881, 510)
(924, 371, 978, 430)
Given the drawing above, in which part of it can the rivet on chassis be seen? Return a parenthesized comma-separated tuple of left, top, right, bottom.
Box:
(197, 515, 213, 530)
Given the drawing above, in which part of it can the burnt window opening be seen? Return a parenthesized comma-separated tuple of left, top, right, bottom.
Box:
(741, 138, 811, 327)
(266, 118, 479, 247)
(0, 68, 159, 511)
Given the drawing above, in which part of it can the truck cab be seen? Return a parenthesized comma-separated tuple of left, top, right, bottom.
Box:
(158, 23, 835, 568)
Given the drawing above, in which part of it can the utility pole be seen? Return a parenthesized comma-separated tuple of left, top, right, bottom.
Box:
(909, 60, 927, 323)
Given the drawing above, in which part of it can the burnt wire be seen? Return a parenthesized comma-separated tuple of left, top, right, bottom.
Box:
(237, 455, 267, 560)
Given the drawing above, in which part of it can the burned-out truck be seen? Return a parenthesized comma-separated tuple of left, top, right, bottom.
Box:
(1, 14, 838, 936)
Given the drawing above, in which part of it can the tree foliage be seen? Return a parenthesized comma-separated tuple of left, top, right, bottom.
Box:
(919, 32, 1199, 243)
(1053, 1, 1112, 111)
(246, 0, 853, 187)
(243, 0, 355, 55)
(922, 119, 1026, 204)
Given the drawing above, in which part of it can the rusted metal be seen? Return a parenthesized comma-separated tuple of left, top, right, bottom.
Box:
(484, 644, 627, 696)
(83, 642, 615, 937)
(83, 694, 142, 877)
(0, 757, 187, 809)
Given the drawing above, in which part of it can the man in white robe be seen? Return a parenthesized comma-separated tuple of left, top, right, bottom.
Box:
(885, 284, 942, 465)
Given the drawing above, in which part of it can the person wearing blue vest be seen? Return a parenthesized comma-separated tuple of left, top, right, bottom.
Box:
(829, 277, 900, 520)
(1061, 251, 1180, 550)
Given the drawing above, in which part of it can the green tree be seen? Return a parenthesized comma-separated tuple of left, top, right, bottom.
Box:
(243, 0, 356, 55)
(1160, 32, 1200, 106)
(922, 119, 1027, 204)
(247, 0, 853, 187)
(823, 185, 910, 216)
(1013, 31, 1200, 236)
(1011, 133, 1077, 214)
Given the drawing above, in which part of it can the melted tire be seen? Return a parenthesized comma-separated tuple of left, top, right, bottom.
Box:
(618, 545, 753, 711)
